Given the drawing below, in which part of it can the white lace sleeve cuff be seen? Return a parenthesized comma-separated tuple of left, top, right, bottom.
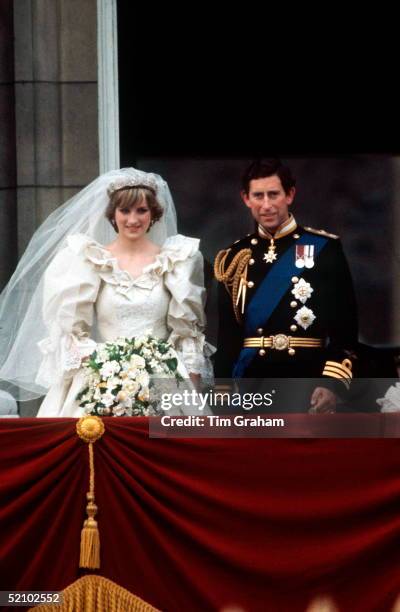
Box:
(36, 332, 97, 387)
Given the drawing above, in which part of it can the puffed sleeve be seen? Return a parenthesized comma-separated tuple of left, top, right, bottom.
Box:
(36, 235, 101, 387)
(163, 235, 214, 377)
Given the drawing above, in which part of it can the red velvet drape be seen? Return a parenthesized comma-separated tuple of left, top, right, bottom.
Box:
(1, 418, 400, 612)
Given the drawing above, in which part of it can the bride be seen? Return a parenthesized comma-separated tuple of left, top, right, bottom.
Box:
(0, 168, 213, 417)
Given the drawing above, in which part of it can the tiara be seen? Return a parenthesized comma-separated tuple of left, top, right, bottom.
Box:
(107, 172, 158, 197)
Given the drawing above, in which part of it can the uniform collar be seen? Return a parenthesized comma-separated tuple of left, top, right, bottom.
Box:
(257, 214, 297, 240)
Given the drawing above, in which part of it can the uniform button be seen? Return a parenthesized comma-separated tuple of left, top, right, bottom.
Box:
(291, 276, 299, 283)
(290, 300, 298, 308)
(247, 281, 254, 288)
(251, 238, 258, 245)
(257, 328, 263, 335)
(259, 349, 266, 357)
(288, 348, 296, 356)
(290, 324, 298, 332)
(249, 258, 255, 265)
(293, 233, 300, 239)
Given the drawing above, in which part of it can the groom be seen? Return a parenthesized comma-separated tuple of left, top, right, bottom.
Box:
(214, 159, 358, 413)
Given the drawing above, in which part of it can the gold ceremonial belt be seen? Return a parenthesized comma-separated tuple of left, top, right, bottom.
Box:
(243, 334, 323, 352)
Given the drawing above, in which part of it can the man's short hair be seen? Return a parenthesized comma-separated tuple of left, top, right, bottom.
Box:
(242, 159, 296, 195)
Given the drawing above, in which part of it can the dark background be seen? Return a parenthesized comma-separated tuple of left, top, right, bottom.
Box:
(117, 2, 399, 349)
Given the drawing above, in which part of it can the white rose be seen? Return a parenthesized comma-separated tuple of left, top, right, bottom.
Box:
(127, 367, 140, 380)
(106, 376, 120, 391)
(122, 380, 140, 395)
(130, 354, 146, 369)
(101, 391, 116, 408)
(100, 360, 121, 378)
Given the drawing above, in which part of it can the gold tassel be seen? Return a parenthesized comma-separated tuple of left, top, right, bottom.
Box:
(76, 416, 105, 570)
(236, 277, 243, 306)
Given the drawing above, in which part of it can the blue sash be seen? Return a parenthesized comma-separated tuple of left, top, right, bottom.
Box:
(232, 233, 328, 377)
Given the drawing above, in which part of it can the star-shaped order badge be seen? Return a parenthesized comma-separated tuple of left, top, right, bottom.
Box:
(291, 278, 313, 304)
(294, 306, 316, 330)
(263, 239, 277, 264)
(263, 249, 277, 263)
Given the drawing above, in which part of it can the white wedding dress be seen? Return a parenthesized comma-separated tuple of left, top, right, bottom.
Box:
(36, 233, 213, 417)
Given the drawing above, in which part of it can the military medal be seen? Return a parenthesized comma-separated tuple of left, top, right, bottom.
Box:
(304, 245, 315, 268)
(295, 245, 305, 268)
(263, 239, 277, 264)
(295, 244, 315, 269)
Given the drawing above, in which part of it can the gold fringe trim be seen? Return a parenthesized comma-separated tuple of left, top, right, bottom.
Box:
(76, 416, 105, 569)
(214, 248, 252, 322)
(305, 595, 339, 612)
(29, 574, 160, 612)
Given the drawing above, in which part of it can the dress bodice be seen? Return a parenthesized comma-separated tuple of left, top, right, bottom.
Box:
(36, 233, 214, 388)
(77, 235, 189, 342)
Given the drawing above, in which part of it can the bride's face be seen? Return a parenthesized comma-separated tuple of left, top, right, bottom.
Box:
(114, 198, 152, 239)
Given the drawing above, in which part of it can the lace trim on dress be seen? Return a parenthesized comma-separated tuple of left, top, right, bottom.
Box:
(37, 333, 97, 386)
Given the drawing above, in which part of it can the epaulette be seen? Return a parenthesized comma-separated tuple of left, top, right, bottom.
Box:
(230, 233, 253, 248)
(303, 226, 339, 239)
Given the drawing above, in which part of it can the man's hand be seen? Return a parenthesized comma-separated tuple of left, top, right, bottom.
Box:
(309, 386, 337, 414)
(189, 372, 201, 391)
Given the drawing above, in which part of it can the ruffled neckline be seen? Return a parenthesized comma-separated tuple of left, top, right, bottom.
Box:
(66, 233, 199, 293)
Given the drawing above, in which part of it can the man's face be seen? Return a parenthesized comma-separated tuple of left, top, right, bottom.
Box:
(242, 175, 295, 233)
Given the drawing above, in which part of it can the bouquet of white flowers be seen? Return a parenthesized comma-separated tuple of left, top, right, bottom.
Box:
(76, 334, 182, 417)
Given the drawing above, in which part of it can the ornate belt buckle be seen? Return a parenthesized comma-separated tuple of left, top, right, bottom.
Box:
(272, 334, 290, 351)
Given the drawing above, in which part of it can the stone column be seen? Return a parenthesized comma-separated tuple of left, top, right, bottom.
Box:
(97, 0, 120, 173)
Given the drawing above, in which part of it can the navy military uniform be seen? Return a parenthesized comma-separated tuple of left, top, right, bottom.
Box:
(214, 216, 358, 411)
